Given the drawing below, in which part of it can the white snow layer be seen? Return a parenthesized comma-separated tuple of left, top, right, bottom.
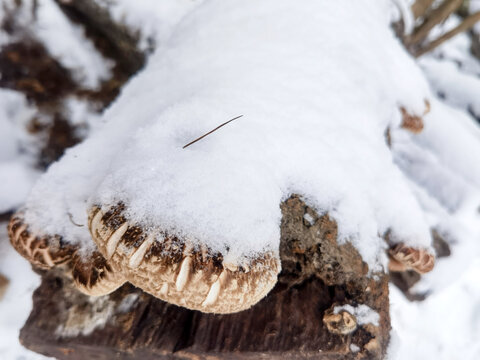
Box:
(0, 89, 40, 213)
(24, 0, 435, 269)
(101, 0, 206, 50)
(0, 224, 52, 360)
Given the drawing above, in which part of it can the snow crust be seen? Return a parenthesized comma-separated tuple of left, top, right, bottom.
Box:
(24, 0, 434, 269)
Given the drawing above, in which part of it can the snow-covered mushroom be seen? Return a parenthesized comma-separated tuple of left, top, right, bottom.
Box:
(7, 0, 443, 316)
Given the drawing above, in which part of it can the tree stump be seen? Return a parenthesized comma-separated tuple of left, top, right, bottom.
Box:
(19, 196, 390, 359)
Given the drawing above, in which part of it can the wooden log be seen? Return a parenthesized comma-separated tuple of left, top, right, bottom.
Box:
(19, 196, 390, 359)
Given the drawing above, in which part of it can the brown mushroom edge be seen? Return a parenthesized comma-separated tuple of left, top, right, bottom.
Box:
(388, 243, 435, 274)
(8, 213, 125, 297)
(88, 204, 281, 314)
(8, 213, 76, 270)
(400, 99, 430, 134)
(71, 251, 127, 296)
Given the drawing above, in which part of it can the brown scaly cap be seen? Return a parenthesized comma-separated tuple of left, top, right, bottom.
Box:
(8, 212, 77, 269)
(88, 204, 281, 314)
(388, 243, 435, 274)
(8, 212, 124, 298)
(72, 250, 126, 296)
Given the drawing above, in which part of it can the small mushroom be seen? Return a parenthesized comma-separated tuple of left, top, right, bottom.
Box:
(400, 108, 424, 134)
(88, 204, 281, 314)
(323, 309, 357, 335)
(399, 100, 430, 134)
(400, 99, 430, 134)
(388, 243, 435, 274)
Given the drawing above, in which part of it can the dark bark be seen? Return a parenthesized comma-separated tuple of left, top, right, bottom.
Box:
(0, 0, 146, 168)
(53, 0, 145, 77)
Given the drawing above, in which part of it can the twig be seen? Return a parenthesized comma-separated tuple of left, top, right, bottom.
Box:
(415, 11, 480, 56)
(183, 115, 243, 149)
(406, 0, 463, 46)
(67, 212, 84, 227)
(411, 0, 435, 19)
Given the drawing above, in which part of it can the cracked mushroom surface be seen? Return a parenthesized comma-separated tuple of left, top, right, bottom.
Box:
(9, 0, 439, 313)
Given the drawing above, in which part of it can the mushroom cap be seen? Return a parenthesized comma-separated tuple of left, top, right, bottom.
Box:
(88, 204, 280, 314)
(8, 213, 76, 269)
(399, 100, 430, 134)
(388, 243, 435, 274)
(8, 212, 125, 297)
(323, 309, 358, 335)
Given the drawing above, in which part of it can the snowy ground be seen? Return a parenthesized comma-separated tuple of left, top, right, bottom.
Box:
(1, 0, 480, 359)
(0, 224, 51, 360)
